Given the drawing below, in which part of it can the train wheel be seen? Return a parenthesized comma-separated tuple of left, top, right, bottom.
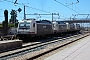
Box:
(19, 37, 23, 40)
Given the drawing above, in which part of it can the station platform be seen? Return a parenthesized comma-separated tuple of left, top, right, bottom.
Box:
(45, 35, 90, 60)
(0, 40, 22, 52)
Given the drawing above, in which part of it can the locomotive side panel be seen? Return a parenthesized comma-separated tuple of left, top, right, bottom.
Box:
(36, 23, 53, 35)
(58, 24, 67, 32)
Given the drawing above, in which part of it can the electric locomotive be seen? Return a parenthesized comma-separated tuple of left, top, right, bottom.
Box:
(17, 19, 81, 40)
(17, 18, 53, 39)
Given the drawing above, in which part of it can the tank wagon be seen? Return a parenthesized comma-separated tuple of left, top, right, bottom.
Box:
(17, 18, 81, 40)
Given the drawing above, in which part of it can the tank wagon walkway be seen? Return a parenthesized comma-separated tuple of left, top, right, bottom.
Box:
(44, 35, 90, 60)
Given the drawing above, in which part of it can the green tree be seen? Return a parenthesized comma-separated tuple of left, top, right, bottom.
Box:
(9, 9, 17, 23)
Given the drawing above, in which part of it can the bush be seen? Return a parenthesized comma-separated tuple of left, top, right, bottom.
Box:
(8, 23, 18, 28)
(1, 20, 18, 28)
(8, 23, 14, 28)
(0, 24, 2, 27)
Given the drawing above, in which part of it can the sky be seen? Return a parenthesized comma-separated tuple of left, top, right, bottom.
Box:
(0, 0, 90, 22)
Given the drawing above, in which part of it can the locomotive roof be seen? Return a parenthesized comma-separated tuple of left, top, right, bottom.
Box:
(36, 20, 52, 24)
(57, 21, 66, 24)
(22, 18, 36, 21)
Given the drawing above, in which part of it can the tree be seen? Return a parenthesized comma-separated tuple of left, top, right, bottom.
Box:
(3, 10, 8, 35)
(9, 9, 17, 23)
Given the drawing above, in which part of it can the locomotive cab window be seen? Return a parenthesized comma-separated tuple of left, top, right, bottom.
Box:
(19, 22, 30, 29)
(19, 23, 24, 27)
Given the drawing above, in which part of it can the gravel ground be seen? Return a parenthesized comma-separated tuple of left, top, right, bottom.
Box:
(6, 33, 90, 60)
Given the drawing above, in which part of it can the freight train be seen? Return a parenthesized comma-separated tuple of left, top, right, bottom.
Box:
(16, 18, 81, 40)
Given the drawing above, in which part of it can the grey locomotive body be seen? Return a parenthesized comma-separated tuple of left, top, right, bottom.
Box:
(17, 19, 53, 39)
(36, 20, 53, 36)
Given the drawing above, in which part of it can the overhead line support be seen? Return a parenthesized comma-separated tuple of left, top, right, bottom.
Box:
(26, 13, 59, 22)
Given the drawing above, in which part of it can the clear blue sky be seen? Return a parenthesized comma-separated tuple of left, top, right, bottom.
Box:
(0, 0, 90, 22)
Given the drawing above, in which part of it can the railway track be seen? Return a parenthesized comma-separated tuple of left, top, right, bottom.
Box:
(0, 33, 89, 60)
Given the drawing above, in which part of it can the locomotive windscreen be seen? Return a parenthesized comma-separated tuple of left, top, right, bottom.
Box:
(19, 22, 30, 29)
